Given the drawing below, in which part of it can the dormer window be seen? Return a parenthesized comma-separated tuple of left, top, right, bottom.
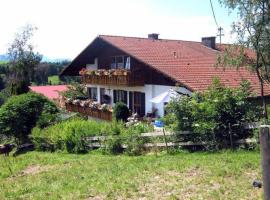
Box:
(110, 56, 130, 69)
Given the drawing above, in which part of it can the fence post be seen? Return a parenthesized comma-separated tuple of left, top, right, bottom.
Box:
(260, 125, 270, 200)
(162, 128, 168, 153)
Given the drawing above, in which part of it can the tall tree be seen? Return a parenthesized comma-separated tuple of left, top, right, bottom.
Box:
(218, 0, 270, 121)
(7, 24, 42, 94)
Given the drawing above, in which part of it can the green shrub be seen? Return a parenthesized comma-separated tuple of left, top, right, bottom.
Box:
(0, 92, 58, 144)
(61, 82, 88, 100)
(102, 136, 123, 155)
(32, 117, 154, 155)
(122, 122, 153, 156)
(32, 118, 110, 153)
(165, 78, 260, 148)
(113, 102, 130, 122)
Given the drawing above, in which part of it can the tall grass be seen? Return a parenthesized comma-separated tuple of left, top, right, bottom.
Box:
(32, 118, 112, 153)
(32, 118, 154, 154)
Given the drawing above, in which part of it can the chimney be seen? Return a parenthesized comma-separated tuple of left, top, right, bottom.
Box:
(148, 33, 159, 40)
(201, 36, 216, 49)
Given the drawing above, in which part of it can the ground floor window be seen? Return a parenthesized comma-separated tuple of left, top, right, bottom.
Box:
(100, 88, 111, 104)
(113, 90, 127, 104)
(88, 87, 97, 101)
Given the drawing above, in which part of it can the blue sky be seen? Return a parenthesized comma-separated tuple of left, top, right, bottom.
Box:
(0, 0, 238, 59)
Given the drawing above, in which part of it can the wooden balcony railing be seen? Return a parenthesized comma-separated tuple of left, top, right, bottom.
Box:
(81, 70, 144, 86)
(66, 103, 112, 121)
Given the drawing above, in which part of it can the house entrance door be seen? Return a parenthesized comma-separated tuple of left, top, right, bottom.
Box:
(133, 92, 145, 116)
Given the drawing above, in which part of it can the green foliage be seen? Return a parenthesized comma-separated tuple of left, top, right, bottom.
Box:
(219, 0, 270, 120)
(32, 118, 111, 153)
(113, 102, 130, 122)
(7, 24, 42, 95)
(122, 122, 154, 156)
(165, 79, 260, 148)
(61, 82, 88, 100)
(0, 92, 58, 144)
(32, 117, 154, 155)
(0, 88, 11, 106)
(102, 136, 123, 155)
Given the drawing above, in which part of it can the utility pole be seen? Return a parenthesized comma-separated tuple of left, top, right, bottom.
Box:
(217, 27, 224, 45)
(260, 125, 270, 200)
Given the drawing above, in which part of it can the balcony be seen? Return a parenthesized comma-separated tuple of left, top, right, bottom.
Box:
(80, 68, 144, 86)
(65, 100, 113, 121)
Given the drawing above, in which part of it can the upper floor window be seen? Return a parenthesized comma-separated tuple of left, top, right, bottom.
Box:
(110, 56, 130, 69)
(124, 56, 130, 69)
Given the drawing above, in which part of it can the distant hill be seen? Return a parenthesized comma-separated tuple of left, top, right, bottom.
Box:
(0, 54, 70, 63)
(42, 56, 70, 63)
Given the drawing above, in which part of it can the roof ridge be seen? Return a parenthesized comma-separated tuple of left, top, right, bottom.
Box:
(99, 34, 207, 44)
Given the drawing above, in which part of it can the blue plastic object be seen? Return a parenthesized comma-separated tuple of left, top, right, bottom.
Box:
(154, 120, 164, 127)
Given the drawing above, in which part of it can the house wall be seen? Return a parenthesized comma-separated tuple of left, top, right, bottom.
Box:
(97, 46, 126, 69)
(90, 44, 176, 86)
(86, 84, 192, 117)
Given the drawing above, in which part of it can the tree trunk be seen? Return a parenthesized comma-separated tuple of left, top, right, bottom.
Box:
(256, 55, 268, 123)
(260, 80, 268, 122)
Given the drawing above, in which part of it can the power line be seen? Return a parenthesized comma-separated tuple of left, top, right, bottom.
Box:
(210, 0, 219, 27)
(209, 0, 224, 45)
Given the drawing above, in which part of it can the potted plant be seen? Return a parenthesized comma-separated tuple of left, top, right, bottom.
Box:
(79, 68, 87, 75)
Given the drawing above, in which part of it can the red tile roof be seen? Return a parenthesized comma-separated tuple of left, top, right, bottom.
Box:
(29, 85, 68, 100)
(99, 35, 270, 96)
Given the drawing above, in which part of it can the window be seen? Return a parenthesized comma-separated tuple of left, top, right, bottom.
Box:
(100, 88, 111, 104)
(113, 90, 127, 104)
(100, 88, 105, 104)
(110, 57, 116, 69)
(110, 56, 131, 69)
(124, 56, 130, 69)
(88, 87, 97, 101)
(116, 56, 124, 68)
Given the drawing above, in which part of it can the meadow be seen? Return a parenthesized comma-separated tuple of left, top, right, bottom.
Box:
(0, 150, 263, 200)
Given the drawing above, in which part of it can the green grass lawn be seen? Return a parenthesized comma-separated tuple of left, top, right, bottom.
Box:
(48, 75, 61, 85)
(0, 151, 263, 200)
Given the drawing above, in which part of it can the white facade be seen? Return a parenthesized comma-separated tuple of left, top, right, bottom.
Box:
(86, 84, 192, 117)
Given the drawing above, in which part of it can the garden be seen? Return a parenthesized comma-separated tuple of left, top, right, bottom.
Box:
(0, 79, 265, 199)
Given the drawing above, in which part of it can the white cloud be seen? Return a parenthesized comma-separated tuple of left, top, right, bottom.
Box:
(0, 0, 236, 59)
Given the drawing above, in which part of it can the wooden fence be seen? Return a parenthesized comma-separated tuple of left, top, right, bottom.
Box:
(83, 129, 257, 149)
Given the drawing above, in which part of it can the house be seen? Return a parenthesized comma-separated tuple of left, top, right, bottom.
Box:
(29, 85, 68, 107)
(61, 34, 270, 120)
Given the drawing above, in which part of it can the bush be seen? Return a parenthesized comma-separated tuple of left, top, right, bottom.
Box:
(0, 92, 58, 144)
(32, 118, 111, 153)
(122, 122, 154, 156)
(165, 78, 260, 149)
(61, 82, 88, 100)
(102, 136, 123, 155)
(32, 117, 154, 155)
(113, 102, 130, 122)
